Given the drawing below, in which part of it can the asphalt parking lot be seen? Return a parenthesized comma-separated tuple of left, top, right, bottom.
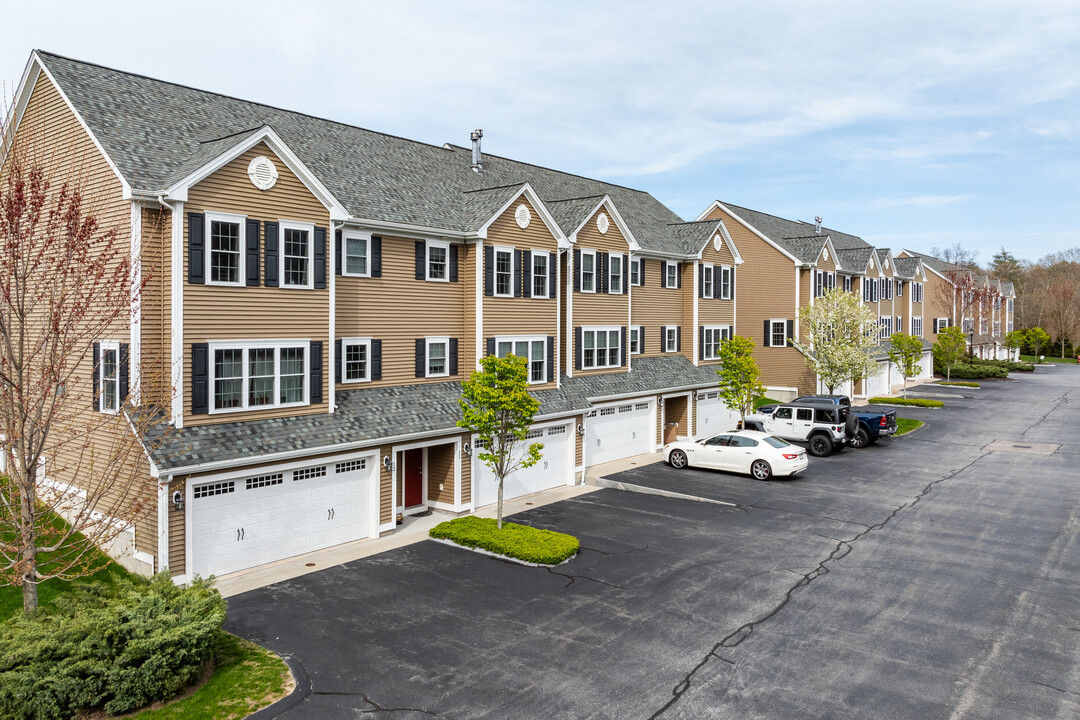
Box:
(227, 368, 1080, 719)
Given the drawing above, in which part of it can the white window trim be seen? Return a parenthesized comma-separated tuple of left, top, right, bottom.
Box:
(702, 325, 731, 360)
(98, 340, 121, 414)
(204, 211, 246, 287)
(494, 335, 548, 384)
(630, 258, 641, 286)
(702, 263, 714, 298)
(279, 219, 316, 289)
(609, 252, 624, 295)
(769, 319, 787, 348)
(426, 336, 450, 378)
(629, 326, 641, 355)
(665, 261, 678, 288)
(492, 245, 513, 297)
(342, 230, 372, 278)
(719, 265, 732, 300)
(208, 339, 310, 414)
(879, 317, 892, 339)
(912, 317, 923, 337)
(664, 325, 678, 353)
(341, 337, 372, 384)
(580, 249, 597, 294)
(582, 326, 621, 369)
(530, 249, 549, 299)
(427, 240, 451, 283)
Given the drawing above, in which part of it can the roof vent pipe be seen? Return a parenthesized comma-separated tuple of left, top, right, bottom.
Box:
(470, 129, 483, 172)
(814, 216, 822, 235)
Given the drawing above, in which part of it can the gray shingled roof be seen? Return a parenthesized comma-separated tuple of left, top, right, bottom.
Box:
(892, 256, 920, 279)
(779, 235, 828, 264)
(804, 222, 868, 251)
(666, 220, 726, 256)
(545, 196, 606, 237)
(141, 355, 718, 472)
(837, 246, 875, 273)
(38, 51, 696, 256)
(718, 202, 875, 265)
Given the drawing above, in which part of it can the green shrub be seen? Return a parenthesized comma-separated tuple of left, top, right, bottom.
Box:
(868, 397, 944, 408)
(935, 359, 1008, 379)
(430, 516, 579, 565)
(937, 381, 980, 388)
(0, 573, 226, 720)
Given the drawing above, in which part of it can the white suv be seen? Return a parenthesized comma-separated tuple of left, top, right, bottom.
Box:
(741, 403, 849, 456)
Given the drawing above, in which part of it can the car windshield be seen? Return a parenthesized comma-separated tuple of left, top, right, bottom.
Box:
(763, 436, 791, 448)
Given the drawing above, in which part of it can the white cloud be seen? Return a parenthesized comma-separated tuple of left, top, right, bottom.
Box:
(872, 195, 972, 209)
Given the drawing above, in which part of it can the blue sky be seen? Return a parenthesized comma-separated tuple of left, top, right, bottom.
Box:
(4, 1, 1078, 265)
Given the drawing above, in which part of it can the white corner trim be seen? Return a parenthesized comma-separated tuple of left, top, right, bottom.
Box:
(129, 201, 142, 405)
(157, 479, 169, 575)
(475, 239, 483, 369)
(169, 201, 184, 428)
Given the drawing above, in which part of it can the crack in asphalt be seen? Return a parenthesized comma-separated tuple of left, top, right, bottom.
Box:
(746, 503, 874, 530)
(579, 543, 650, 556)
(311, 691, 440, 716)
(1028, 680, 1080, 698)
(1021, 390, 1072, 438)
(646, 451, 991, 719)
(546, 566, 627, 590)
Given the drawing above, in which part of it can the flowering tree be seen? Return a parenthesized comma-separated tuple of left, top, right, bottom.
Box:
(795, 288, 879, 393)
(715, 336, 766, 424)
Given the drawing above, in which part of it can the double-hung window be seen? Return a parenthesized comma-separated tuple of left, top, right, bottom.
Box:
(879, 317, 892, 339)
(426, 337, 449, 377)
(665, 262, 677, 288)
(912, 317, 923, 337)
(664, 326, 678, 353)
(980, 319, 988, 335)
(896, 316, 903, 334)
(815, 271, 824, 298)
(702, 264, 713, 298)
(843, 275, 852, 293)
(897, 281, 904, 297)
(770, 320, 787, 348)
(281, 221, 314, 288)
(496, 336, 547, 384)
(532, 252, 548, 298)
(582, 328, 620, 369)
(493, 247, 512, 296)
(629, 327, 640, 354)
(427, 241, 449, 281)
(342, 338, 371, 383)
(98, 340, 120, 413)
(609, 253, 623, 294)
(343, 232, 371, 277)
(703, 326, 731, 360)
(630, 259, 641, 286)
(580, 250, 596, 293)
(206, 212, 244, 285)
(211, 342, 308, 412)
(719, 266, 732, 299)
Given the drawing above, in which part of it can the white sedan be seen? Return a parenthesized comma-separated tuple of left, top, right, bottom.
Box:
(664, 430, 808, 480)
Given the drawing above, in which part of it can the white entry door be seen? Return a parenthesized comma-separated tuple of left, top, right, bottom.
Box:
(190, 456, 372, 578)
(695, 391, 740, 438)
(584, 401, 653, 466)
(475, 424, 572, 508)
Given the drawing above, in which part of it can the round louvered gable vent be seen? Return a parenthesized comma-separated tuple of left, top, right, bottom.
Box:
(248, 156, 279, 190)
(597, 213, 610, 234)
(515, 204, 531, 229)
(713, 234, 723, 252)
(823, 247, 829, 261)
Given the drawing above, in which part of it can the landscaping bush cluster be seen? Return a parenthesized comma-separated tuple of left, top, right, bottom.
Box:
(0, 573, 226, 720)
(933, 356, 1032, 379)
(430, 516, 580, 565)
(868, 397, 944, 408)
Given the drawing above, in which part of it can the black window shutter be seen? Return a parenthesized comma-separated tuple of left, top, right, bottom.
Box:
(676, 326, 682, 352)
(639, 326, 646, 353)
(246, 219, 261, 286)
(714, 268, 721, 299)
(787, 320, 795, 347)
(661, 262, 667, 288)
(676, 263, 682, 289)
(371, 236, 382, 277)
(600, 252, 608, 294)
(119, 343, 129, 402)
(699, 266, 705, 298)
(191, 343, 209, 414)
(514, 249, 522, 297)
(371, 340, 382, 380)
(700, 326, 705, 361)
(415, 241, 426, 280)
(575, 327, 582, 370)
(549, 252, 557, 298)
(309, 341, 323, 404)
(335, 339, 342, 384)
(623, 263, 629, 294)
(264, 222, 279, 287)
(764, 319, 771, 347)
(486, 337, 495, 357)
(449, 338, 458, 376)
(91, 342, 100, 410)
(547, 336, 555, 382)
(314, 227, 327, 289)
(415, 339, 426, 378)
(620, 327, 627, 367)
(573, 249, 581, 293)
(335, 229, 342, 276)
(731, 266, 736, 299)
(188, 213, 205, 284)
(484, 245, 494, 296)
(640, 259, 646, 286)
(450, 244, 459, 282)
(522, 250, 532, 298)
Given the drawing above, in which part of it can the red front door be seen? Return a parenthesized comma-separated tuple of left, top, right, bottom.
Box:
(404, 449, 423, 508)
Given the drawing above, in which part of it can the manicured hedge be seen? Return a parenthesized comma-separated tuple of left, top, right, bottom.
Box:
(0, 573, 226, 720)
(430, 516, 579, 565)
(868, 397, 944, 408)
(935, 360, 1007, 379)
(937, 381, 980, 388)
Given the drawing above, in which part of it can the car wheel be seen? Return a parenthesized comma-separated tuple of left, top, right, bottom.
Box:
(845, 414, 858, 437)
(849, 428, 870, 448)
(750, 459, 772, 480)
(669, 449, 688, 469)
(808, 435, 833, 457)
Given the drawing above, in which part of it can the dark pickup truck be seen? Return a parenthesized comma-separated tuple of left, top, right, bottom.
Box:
(758, 396, 897, 448)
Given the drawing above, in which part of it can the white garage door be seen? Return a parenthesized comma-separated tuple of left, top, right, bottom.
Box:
(865, 361, 890, 397)
(475, 424, 572, 508)
(190, 457, 372, 578)
(585, 401, 653, 466)
(695, 391, 740, 437)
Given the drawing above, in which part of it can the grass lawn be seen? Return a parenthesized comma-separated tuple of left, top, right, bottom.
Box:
(754, 395, 781, 409)
(1020, 354, 1077, 364)
(895, 418, 924, 436)
(431, 516, 579, 565)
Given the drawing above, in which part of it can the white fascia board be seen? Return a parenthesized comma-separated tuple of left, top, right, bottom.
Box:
(476, 183, 570, 249)
(346, 217, 473, 241)
(690, 219, 743, 264)
(567, 196, 639, 251)
(12, 53, 133, 198)
(163, 126, 347, 219)
(706, 202, 801, 266)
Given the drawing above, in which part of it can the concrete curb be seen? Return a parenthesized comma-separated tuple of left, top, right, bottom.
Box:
(591, 477, 736, 507)
(428, 537, 576, 567)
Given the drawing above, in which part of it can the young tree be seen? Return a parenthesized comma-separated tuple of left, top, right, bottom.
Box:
(795, 287, 879, 393)
(887, 333, 924, 398)
(715, 336, 766, 424)
(1, 150, 165, 613)
(1004, 330, 1024, 359)
(933, 326, 967, 381)
(1026, 327, 1051, 359)
(458, 354, 542, 529)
